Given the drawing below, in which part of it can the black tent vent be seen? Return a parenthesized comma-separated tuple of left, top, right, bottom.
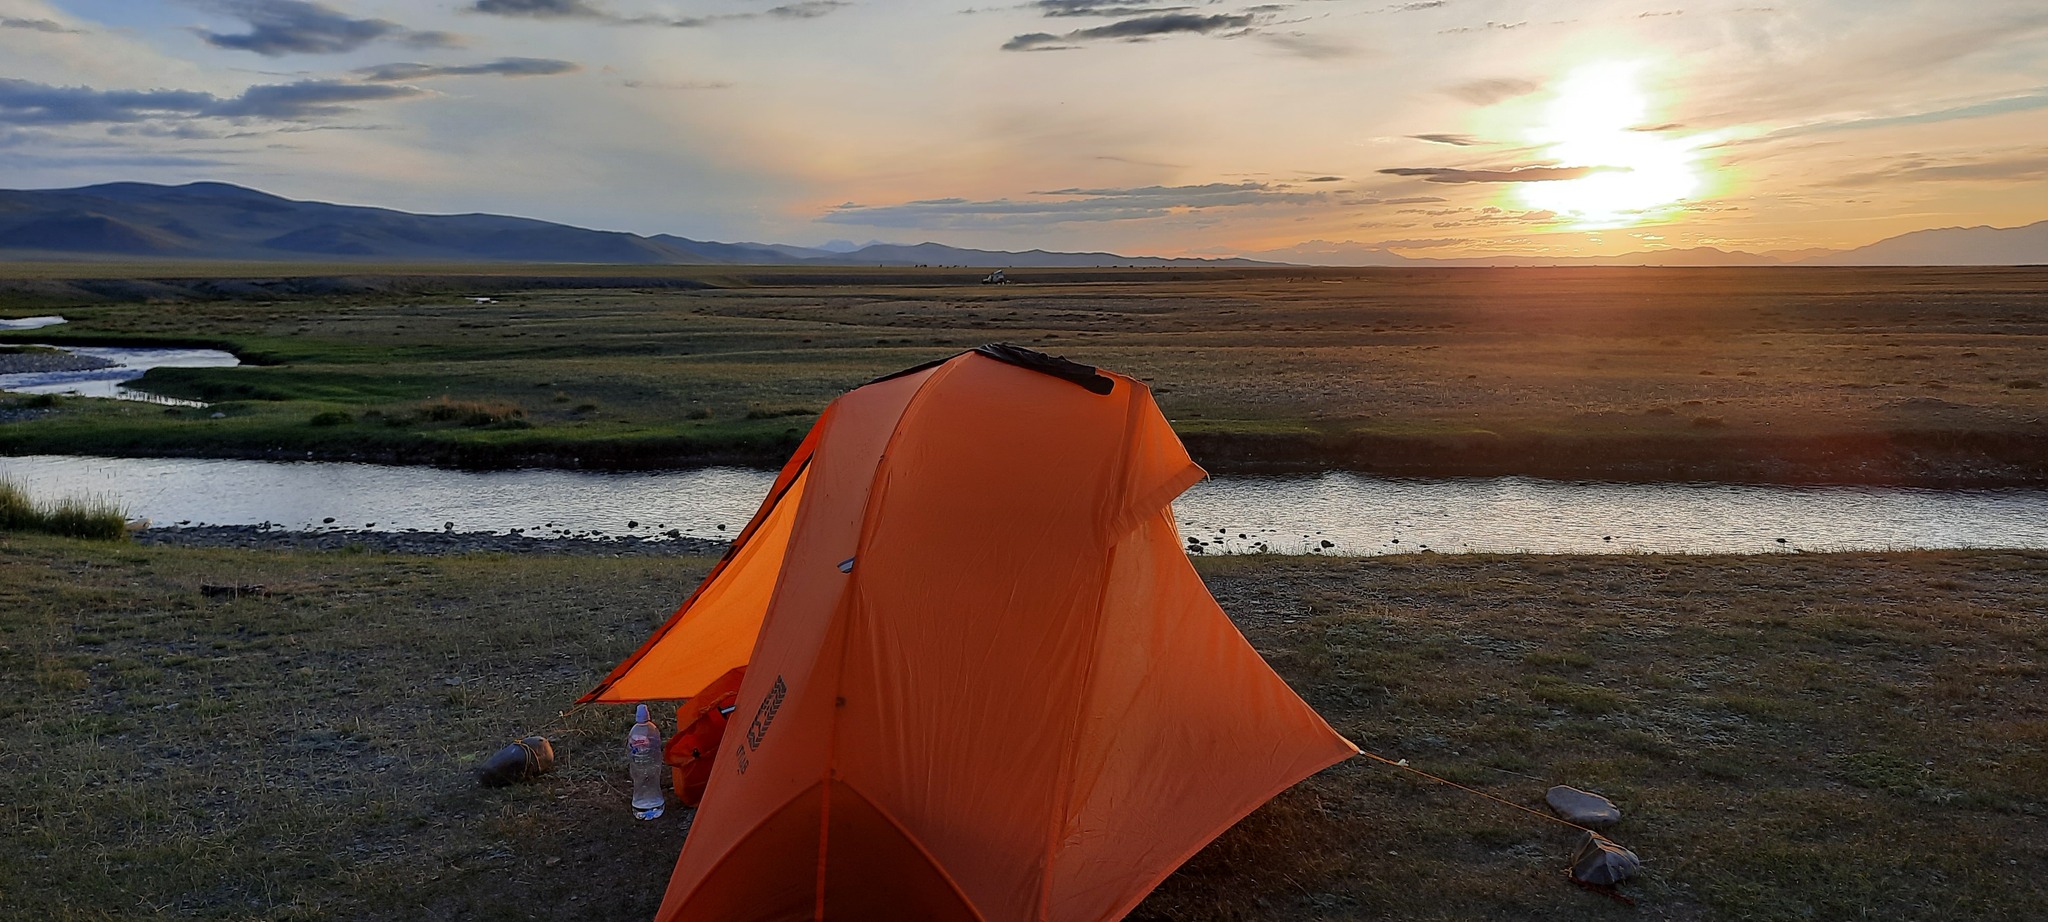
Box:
(972, 343, 1115, 395)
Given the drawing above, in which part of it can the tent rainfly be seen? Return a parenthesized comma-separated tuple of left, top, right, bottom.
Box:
(582, 344, 1358, 922)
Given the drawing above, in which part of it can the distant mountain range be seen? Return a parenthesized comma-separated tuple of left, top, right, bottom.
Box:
(1245, 222, 2048, 267)
(0, 182, 1271, 268)
(0, 181, 2042, 267)
(1799, 220, 2048, 266)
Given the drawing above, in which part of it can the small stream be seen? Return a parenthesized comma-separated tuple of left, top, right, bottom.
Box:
(0, 318, 239, 406)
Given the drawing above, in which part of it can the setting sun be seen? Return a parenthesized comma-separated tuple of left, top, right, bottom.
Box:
(1518, 61, 1710, 228)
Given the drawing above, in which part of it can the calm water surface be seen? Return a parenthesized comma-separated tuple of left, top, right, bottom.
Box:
(4, 455, 2045, 556)
(0, 316, 67, 331)
(0, 344, 239, 404)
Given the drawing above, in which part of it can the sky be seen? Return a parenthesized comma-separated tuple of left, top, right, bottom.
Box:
(3, 0, 2047, 261)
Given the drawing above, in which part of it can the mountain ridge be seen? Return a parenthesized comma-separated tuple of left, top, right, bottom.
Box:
(1799, 220, 2048, 266)
(0, 181, 2043, 267)
(0, 182, 1275, 268)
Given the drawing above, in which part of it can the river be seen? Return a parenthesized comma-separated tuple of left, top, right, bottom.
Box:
(2, 454, 2044, 556)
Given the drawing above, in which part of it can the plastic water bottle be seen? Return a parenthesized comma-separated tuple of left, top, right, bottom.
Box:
(628, 704, 664, 820)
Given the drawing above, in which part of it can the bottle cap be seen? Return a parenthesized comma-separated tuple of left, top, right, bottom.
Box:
(636, 703, 650, 723)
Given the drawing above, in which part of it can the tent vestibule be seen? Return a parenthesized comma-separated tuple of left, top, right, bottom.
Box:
(583, 345, 1357, 922)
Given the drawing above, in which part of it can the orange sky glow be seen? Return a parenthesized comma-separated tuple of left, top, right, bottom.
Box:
(3, 0, 2046, 262)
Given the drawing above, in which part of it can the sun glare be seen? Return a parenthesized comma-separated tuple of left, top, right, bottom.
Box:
(1518, 61, 1708, 228)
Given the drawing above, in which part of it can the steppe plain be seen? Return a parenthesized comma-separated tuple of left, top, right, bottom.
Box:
(1, 263, 2044, 483)
(1, 264, 2044, 920)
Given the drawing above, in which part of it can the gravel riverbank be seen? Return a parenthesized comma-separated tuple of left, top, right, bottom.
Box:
(0, 348, 117, 375)
(133, 524, 730, 556)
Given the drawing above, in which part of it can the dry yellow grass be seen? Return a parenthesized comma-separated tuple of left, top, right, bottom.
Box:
(2, 536, 2042, 920)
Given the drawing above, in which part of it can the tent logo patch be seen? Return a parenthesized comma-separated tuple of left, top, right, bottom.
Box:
(745, 675, 787, 751)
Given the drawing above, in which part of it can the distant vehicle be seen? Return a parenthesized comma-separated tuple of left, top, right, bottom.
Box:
(468, 297, 495, 304)
(980, 269, 1009, 285)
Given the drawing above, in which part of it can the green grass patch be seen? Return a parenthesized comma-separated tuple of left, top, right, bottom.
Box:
(1527, 674, 1631, 713)
(6, 268, 2044, 480)
(1836, 752, 1938, 798)
(0, 477, 128, 540)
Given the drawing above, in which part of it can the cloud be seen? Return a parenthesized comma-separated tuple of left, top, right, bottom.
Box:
(0, 81, 217, 126)
(195, 0, 459, 55)
(1034, 182, 1280, 196)
(1260, 31, 1360, 60)
(1373, 237, 1462, 248)
(0, 150, 235, 169)
(1070, 12, 1254, 39)
(768, 1, 850, 18)
(1093, 154, 1187, 168)
(823, 181, 1329, 228)
(1827, 150, 2048, 187)
(1377, 165, 1622, 183)
(1468, 208, 1555, 226)
(105, 122, 246, 140)
(1445, 77, 1538, 106)
(0, 77, 423, 126)
(1405, 205, 1558, 228)
(1003, 12, 1258, 50)
(1440, 20, 1524, 34)
(468, 0, 846, 26)
(1303, 175, 1344, 182)
(1030, 1, 1192, 16)
(468, 0, 608, 17)
(105, 121, 391, 140)
(2, 17, 84, 34)
(1410, 133, 1481, 146)
(1760, 90, 2048, 144)
(619, 78, 734, 90)
(0, 126, 115, 149)
(1349, 194, 1446, 205)
(353, 58, 581, 82)
(200, 81, 424, 119)
(1689, 11, 2048, 128)
(1002, 33, 1072, 51)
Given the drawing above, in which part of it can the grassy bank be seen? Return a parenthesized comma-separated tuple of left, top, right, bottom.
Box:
(2, 536, 2042, 920)
(3, 265, 2045, 482)
(0, 393, 814, 470)
(0, 477, 127, 540)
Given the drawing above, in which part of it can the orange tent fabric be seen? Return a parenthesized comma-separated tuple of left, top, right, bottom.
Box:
(583, 346, 1357, 922)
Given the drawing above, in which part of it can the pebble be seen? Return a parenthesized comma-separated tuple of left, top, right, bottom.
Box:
(1546, 785, 1621, 828)
(1569, 831, 1641, 886)
(0, 351, 116, 374)
(134, 524, 730, 557)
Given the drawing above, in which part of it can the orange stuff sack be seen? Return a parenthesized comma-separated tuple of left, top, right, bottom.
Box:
(664, 666, 747, 807)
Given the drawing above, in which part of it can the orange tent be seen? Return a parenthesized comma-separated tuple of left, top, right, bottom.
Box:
(583, 345, 1357, 922)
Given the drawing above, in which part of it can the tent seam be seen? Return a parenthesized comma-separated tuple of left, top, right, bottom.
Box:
(833, 779, 993, 922)
(660, 781, 822, 915)
(816, 355, 964, 918)
(1037, 378, 1149, 920)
